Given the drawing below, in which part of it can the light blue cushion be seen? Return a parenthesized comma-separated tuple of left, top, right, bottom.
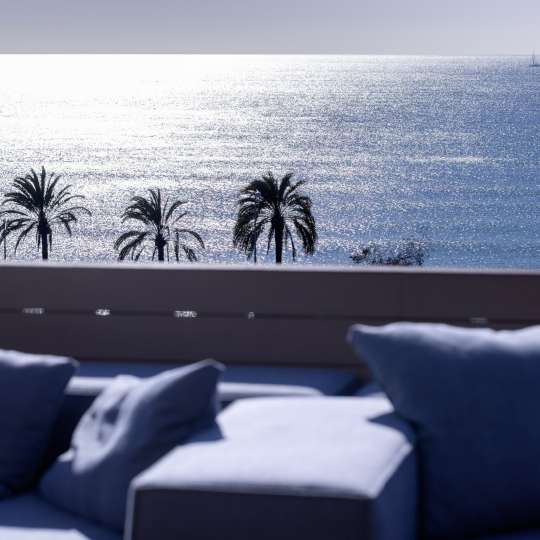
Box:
(0, 350, 76, 497)
(130, 396, 416, 540)
(348, 323, 540, 539)
(40, 360, 223, 532)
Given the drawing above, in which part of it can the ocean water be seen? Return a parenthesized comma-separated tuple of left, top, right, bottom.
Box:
(0, 54, 538, 268)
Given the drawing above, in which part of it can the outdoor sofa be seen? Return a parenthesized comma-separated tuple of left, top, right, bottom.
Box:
(0, 264, 539, 540)
(1, 361, 370, 540)
(5, 328, 540, 540)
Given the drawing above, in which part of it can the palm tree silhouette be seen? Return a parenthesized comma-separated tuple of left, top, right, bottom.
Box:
(0, 167, 91, 260)
(114, 188, 205, 262)
(233, 172, 317, 264)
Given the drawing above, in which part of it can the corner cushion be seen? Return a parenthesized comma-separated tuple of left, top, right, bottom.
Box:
(129, 396, 415, 540)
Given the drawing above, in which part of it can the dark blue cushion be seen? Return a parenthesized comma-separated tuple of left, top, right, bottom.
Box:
(0, 350, 76, 497)
(0, 493, 120, 540)
(40, 360, 223, 532)
(348, 323, 540, 540)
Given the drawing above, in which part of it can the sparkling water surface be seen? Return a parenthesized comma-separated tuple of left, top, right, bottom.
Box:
(0, 55, 538, 267)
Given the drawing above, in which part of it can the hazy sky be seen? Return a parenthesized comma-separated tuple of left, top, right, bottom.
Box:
(0, 0, 537, 54)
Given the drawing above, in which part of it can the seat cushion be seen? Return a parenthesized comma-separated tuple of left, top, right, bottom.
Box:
(0, 350, 76, 497)
(130, 396, 416, 540)
(0, 493, 119, 540)
(349, 323, 540, 540)
(141, 395, 411, 498)
(41, 361, 223, 532)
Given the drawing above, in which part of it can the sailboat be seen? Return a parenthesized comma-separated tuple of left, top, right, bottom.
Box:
(531, 51, 540, 67)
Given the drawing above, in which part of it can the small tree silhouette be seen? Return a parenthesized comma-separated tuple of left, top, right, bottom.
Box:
(351, 240, 428, 266)
(114, 189, 204, 262)
(0, 167, 91, 260)
(233, 172, 317, 264)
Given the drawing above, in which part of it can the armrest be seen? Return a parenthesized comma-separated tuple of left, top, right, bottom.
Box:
(125, 397, 418, 540)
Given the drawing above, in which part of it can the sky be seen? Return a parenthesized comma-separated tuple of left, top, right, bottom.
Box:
(0, 0, 537, 55)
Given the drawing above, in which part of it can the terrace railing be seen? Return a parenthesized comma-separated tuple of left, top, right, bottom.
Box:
(0, 263, 538, 373)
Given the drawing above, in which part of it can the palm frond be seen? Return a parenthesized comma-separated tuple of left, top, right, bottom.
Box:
(166, 199, 187, 222)
(44, 173, 62, 206)
(114, 230, 146, 251)
(175, 228, 205, 249)
(115, 231, 149, 261)
(180, 244, 198, 262)
(285, 224, 298, 261)
(14, 222, 37, 254)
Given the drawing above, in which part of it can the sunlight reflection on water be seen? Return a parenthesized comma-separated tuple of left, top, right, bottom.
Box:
(0, 55, 538, 267)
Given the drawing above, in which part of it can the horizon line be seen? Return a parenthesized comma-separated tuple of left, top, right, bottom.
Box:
(0, 52, 534, 57)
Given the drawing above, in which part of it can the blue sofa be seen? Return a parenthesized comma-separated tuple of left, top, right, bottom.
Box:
(2, 363, 537, 540)
(0, 365, 364, 540)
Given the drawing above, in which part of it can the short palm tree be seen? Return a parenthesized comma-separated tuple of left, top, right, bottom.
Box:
(233, 172, 317, 264)
(114, 189, 205, 262)
(0, 167, 91, 260)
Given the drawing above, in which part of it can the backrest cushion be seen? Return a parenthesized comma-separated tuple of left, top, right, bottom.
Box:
(0, 350, 76, 497)
(40, 360, 223, 532)
(348, 323, 540, 539)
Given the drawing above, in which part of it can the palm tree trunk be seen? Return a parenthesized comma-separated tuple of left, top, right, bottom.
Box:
(157, 244, 165, 262)
(275, 224, 284, 264)
(155, 232, 166, 262)
(41, 233, 48, 260)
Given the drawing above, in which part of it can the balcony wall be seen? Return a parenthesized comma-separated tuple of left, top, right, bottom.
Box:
(0, 263, 538, 375)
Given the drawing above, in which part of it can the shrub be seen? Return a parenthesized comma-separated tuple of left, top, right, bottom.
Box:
(350, 240, 428, 266)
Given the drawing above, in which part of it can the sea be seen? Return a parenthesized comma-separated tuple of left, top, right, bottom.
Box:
(0, 55, 538, 268)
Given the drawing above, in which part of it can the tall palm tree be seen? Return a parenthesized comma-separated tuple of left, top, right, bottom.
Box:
(0, 167, 91, 260)
(233, 172, 317, 264)
(114, 188, 205, 262)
